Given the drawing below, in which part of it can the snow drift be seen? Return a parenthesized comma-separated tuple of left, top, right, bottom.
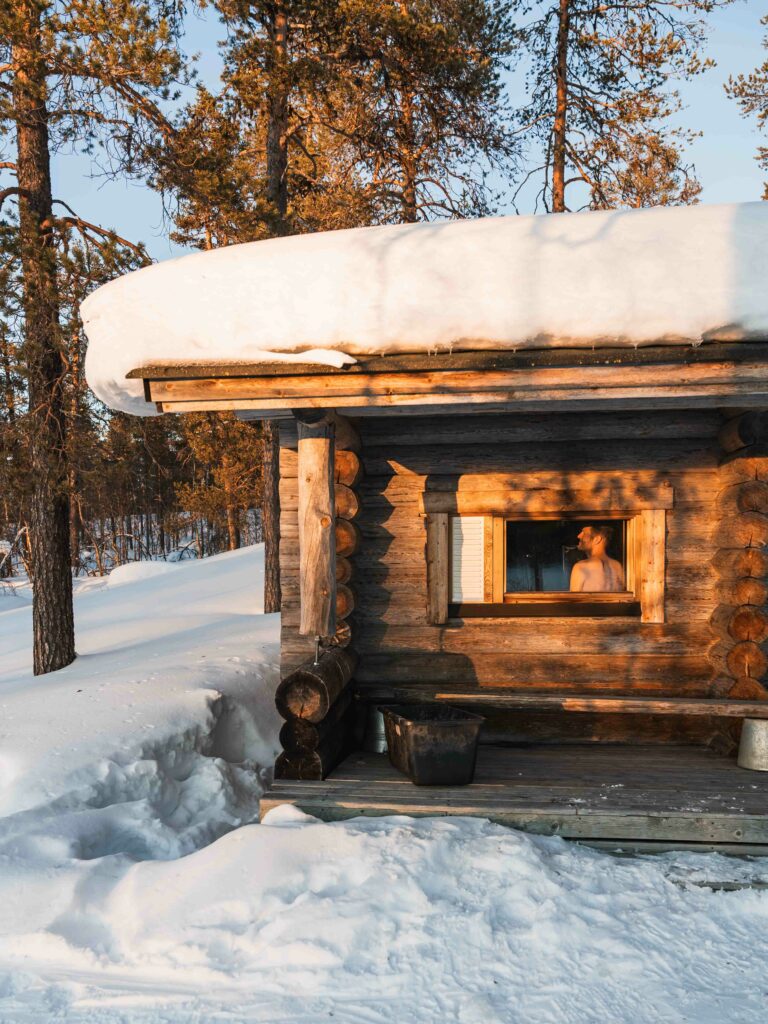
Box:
(82, 201, 768, 416)
(2, 546, 768, 1021)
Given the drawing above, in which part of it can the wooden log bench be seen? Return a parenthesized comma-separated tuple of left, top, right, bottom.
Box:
(359, 685, 768, 720)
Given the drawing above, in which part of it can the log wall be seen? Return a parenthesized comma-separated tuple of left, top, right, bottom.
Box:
(279, 408, 764, 744)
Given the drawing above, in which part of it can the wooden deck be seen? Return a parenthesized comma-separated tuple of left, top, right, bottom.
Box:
(260, 744, 768, 854)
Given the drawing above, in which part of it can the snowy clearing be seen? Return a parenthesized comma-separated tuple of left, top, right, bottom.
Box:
(2, 548, 768, 1022)
(82, 201, 768, 415)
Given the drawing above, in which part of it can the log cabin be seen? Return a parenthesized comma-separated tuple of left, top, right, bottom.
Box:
(83, 201, 768, 853)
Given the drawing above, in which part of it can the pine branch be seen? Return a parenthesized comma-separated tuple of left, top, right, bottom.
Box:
(50, 201, 147, 257)
(0, 186, 25, 212)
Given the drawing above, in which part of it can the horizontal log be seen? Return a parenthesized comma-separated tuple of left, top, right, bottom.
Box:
(323, 411, 360, 453)
(354, 652, 712, 689)
(420, 485, 673, 515)
(335, 449, 363, 486)
(711, 547, 768, 579)
(335, 484, 360, 520)
(718, 445, 768, 484)
(335, 556, 353, 584)
(336, 582, 355, 620)
(274, 731, 348, 781)
(149, 358, 768, 404)
(708, 641, 768, 681)
(717, 577, 768, 607)
(719, 411, 768, 454)
(718, 513, 768, 549)
(727, 677, 768, 699)
(359, 469, 720, 504)
(282, 589, 717, 629)
(361, 409, 721, 448)
(367, 439, 718, 479)
(279, 688, 354, 752)
(362, 688, 768, 719)
(346, 621, 710, 657)
(710, 604, 768, 644)
(161, 383, 768, 416)
(275, 647, 357, 723)
(335, 519, 361, 557)
(716, 480, 768, 516)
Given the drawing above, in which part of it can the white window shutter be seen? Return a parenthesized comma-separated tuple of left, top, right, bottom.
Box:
(450, 516, 485, 602)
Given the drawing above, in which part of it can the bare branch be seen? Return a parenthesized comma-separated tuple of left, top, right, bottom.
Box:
(50, 202, 147, 256)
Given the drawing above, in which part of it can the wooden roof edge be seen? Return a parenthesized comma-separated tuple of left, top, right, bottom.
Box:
(126, 339, 768, 381)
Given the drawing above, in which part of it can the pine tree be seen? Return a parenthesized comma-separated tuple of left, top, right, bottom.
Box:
(0, 0, 186, 672)
(726, 14, 768, 199)
(57, 234, 147, 570)
(512, 1, 727, 212)
(149, 2, 521, 611)
(331, 0, 520, 222)
(176, 413, 262, 554)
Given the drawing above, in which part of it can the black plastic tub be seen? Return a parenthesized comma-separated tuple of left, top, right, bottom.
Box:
(379, 705, 485, 786)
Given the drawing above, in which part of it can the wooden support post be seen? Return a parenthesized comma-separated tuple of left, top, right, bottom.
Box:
(296, 411, 336, 637)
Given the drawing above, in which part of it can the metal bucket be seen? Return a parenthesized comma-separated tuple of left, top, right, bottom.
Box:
(361, 704, 388, 753)
(737, 718, 768, 771)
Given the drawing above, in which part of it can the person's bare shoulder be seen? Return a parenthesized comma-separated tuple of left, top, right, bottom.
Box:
(570, 562, 586, 591)
(608, 556, 625, 588)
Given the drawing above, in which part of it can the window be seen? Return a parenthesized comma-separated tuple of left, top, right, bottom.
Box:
(423, 483, 670, 624)
(505, 519, 628, 594)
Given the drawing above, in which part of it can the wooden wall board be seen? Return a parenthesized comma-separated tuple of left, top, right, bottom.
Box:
(279, 407, 732, 735)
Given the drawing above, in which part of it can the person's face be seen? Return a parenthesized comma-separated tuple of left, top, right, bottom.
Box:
(577, 527, 594, 553)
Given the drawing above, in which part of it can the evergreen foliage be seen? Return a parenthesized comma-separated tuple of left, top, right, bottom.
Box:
(726, 14, 768, 199)
(0, 0, 749, 665)
(512, 0, 730, 212)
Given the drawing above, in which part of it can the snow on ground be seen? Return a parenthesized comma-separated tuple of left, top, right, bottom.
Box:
(82, 201, 768, 415)
(2, 548, 768, 1022)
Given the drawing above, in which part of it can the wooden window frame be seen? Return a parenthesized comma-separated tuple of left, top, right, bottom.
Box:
(423, 486, 669, 625)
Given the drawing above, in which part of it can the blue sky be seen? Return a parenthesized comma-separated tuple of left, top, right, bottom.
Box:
(52, 3, 767, 261)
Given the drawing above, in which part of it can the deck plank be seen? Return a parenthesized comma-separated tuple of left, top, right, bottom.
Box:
(260, 745, 768, 849)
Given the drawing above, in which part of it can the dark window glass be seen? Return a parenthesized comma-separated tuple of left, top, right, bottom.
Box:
(505, 519, 627, 593)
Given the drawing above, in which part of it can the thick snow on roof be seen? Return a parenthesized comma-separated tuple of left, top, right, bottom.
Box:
(83, 201, 768, 415)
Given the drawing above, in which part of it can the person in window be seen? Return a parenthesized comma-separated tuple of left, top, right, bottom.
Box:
(570, 525, 625, 592)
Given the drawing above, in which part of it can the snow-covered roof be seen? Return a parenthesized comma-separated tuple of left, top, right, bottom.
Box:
(82, 201, 768, 416)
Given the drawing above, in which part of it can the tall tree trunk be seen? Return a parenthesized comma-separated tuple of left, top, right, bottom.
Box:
(13, 9, 75, 674)
(68, 468, 80, 571)
(399, 85, 418, 223)
(225, 503, 240, 551)
(261, 420, 281, 613)
(67, 323, 81, 570)
(552, 0, 570, 213)
(265, 4, 289, 233)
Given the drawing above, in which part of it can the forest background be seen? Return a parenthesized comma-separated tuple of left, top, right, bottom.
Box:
(1, 1, 767, 673)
